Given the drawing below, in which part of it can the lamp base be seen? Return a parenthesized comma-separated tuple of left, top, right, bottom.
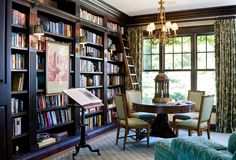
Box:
(152, 97, 170, 103)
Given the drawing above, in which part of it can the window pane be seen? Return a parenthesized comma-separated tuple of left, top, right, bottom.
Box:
(152, 55, 159, 70)
(166, 71, 191, 101)
(152, 44, 159, 53)
(207, 53, 215, 69)
(183, 37, 191, 52)
(143, 39, 151, 54)
(197, 71, 216, 104)
(207, 35, 215, 52)
(142, 71, 158, 99)
(165, 54, 173, 69)
(183, 53, 191, 69)
(174, 54, 182, 69)
(197, 53, 206, 69)
(174, 37, 182, 53)
(165, 43, 173, 53)
(143, 55, 151, 70)
(197, 36, 206, 52)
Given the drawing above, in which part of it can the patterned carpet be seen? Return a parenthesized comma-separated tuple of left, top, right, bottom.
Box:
(45, 129, 230, 160)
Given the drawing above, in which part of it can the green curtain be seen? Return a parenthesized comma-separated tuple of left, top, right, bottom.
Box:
(127, 27, 143, 90)
(215, 17, 236, 133)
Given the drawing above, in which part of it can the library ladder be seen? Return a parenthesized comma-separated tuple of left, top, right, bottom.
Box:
(118, 33, 140, 90)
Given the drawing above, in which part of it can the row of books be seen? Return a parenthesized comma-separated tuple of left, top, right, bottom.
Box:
(80, 60, 101, 72)
(107, 22, 124, 34)
(11, 53, 25, 70)
(37, 108, 72, 129)
(107, 76, 122, 86)
(107, 109, 116, 123)
(37, 131, 68, 148)
(85, 115, 102, 131)
(36, 54, 45, 70)
(107, 63, 120, 73)
(12, 117, 22, 136)
(80, 46, 101, 58)
(12, 9, 26, 27)
(12, 73, 25, 91)
(80, 29, 103, 45)
(11, 32, 26, 48)
(80, 75, 102, 87)
(107, 88, 122, 99)
(11, 98, 24, 114)
(36, 94, 68, 110)
(42, 21, 73, 37)
(80, 9, 103, 27)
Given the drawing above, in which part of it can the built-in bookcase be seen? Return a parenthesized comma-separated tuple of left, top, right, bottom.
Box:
(7, 0, 127, 159)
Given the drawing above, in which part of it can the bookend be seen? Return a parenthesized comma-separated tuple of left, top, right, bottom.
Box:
(72, 107, 100, 159)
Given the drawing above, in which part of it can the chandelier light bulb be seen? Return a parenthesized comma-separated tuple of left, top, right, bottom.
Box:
(165, 21, 172, 29)
(171, 23, 178, 30)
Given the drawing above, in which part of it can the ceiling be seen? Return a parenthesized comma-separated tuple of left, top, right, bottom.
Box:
(102, 0, 236, 16)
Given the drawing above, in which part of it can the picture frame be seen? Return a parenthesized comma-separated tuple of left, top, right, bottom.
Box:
(46, 41, 69, 94)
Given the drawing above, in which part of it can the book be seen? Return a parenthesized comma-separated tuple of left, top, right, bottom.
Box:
(37, 137, 56, 148)
(63, 88, 102, 106)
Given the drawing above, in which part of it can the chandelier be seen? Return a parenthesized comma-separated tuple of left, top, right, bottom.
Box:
(146, 0, 178, 44)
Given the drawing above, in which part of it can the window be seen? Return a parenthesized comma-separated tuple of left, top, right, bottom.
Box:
(142, 32, 216, 101)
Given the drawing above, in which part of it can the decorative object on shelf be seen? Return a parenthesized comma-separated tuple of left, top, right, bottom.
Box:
(32, 18, 44, 47)
(87, 77, 93, 86)
(152, 73, 170, 103)
(79, 36, 87, 48)
(109, 44, 116, 55)
(146, 0, 178, 44)
(46, 41, 70, 94)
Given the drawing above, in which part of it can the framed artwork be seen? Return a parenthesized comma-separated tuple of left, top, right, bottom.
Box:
(46, 41, 69, 94)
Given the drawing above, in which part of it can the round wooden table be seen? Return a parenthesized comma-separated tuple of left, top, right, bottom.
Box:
(133, 99, 195, 138)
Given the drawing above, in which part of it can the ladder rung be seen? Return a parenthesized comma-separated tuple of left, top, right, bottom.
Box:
(130, 74, 136, 76)
(124, 47, 130, 50)
(132, 83, 139, 85)
(128, 65, 134, 67)
(126, 56, 132, 59)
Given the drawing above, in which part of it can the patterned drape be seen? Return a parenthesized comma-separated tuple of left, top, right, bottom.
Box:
(127, 27, 143, 90)
(215, 17, 236, 133)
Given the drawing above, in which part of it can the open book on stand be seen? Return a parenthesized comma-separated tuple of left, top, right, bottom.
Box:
(63, 88, 102, 106)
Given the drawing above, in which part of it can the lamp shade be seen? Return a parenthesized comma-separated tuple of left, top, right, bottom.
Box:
(109, 44, 116, 51)
(34, 24, 44, 36)
(79, 36, 87, 44)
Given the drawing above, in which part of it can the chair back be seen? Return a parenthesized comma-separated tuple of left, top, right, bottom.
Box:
(188, 90, 205, 112)
(114, 94, 128, 121)
(126, 90, 141, 113)
(199, 95, 214, 122)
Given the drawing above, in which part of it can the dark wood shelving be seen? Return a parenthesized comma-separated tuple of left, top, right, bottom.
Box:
(36, 105, 70, 113)
(37, 69, 44, 72)
(70, 54, 75, 57)
(107, 73, 123, 76)
(85, 42, 103, 48)
(37, 89, 45, 93)
(107, 60, 124, 64)
(11, 69, 28, 72)
(80, 72, 103, 75)
(85, 110, 103, 118)
(37, 120, 74, 133)
(80, 18, 107, 33)
(37, 50, 45, 53)
(107, 30, 119, 37)
(44, 31, 74, 40)
(107, 84, 123, 88)
(80, 56, 103, 61)
(84, 85, 103, 89)
(11, 46, 28, 51)
(11, 90, 28, 94)
(11, 111, 28, 118)
(11, 24, 27, 30)
(70, 70, 75, 73)
(12, 132, 28, 140)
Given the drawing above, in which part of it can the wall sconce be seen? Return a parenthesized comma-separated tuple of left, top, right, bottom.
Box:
(109, 44, 116, 55)
(31, 22, 44, 47)
(79, 36, 87, 48)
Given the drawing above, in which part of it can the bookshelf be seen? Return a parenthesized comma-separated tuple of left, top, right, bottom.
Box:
(4, 0, 127, 159)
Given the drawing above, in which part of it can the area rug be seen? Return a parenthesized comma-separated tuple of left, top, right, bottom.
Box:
(46, 129, 230, 160)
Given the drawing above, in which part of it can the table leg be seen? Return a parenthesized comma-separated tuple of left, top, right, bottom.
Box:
(150, 114, 176, 138)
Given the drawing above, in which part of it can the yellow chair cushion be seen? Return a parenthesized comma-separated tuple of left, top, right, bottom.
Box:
(131, 112, 156, 119)
(120, 118, 148, 127)
(176, 119, 208, 129)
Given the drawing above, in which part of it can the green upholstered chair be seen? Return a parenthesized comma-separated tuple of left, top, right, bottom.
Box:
(175, 95, 214, 139)
(126, 90, 156, 121)
(173, 90, 205, 130)
(114, 94, 150, 150)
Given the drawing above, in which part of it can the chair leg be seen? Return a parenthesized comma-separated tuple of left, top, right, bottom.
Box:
(207, 127, 211, 139)
(116, 124, 120, 145)
(123, 127, 128, 150)
(176, 128, 179, 137)
(197, 131, 201, 136)
(173, 117, 176, 133)
(188, 130, 192, 136)
(146, 125, 150, 148)
(136, 129, 139, 142)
